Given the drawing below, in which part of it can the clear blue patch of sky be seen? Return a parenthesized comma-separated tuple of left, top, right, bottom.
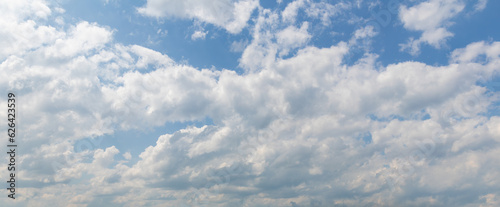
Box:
(449, 0, 500, 54)
(357, 132, 373, 145)
(367, 114, 406, 122)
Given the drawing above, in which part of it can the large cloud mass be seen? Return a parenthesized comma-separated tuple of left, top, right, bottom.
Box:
(1, 0, 499, 206)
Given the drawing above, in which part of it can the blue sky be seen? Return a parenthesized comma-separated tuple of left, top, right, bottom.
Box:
(58, 0, 500, 68)
(1, 0, 500, 206)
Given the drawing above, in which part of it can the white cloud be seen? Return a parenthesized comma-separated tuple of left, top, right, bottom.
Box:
(93, 146, 120, 167)
(109, 38, 500, 206)
(349, 25, 378, 50)
(43, 21, 113, 58)
(100, 39, 499, 206)
(276, 22, 311, 56)
(0, 1, 61, 60)
(281, 0, 306, 23)
(353, 25, 378, 40)
(281, 0, 350, 25)
(474, 0, 488, 11)
(239, 8, 280, 71)
(1, 0, 500, 206)
(137, 0, 259, 34)
(450, 41, 500, 63)
(399, 0, 464, 31)
(304, 1, 350, 25)
(399, 0, 465, 55)
(191, 30, 207, 40)
(129, 44, 174, 68)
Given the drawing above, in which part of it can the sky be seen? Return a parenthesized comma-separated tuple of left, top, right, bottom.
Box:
(1, 0, 500, 206)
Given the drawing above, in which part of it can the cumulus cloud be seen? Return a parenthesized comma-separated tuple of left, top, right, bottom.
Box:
(399, 0, 465, 55)
(1, 0, 500, 206)
(0, 0, 59, 60)
(13, 35, 498, 206)
(276, 22, 311, 56)
(450, 41, 500, 63)
(137, 0, 259, 34)
(43, 21, 113, 58)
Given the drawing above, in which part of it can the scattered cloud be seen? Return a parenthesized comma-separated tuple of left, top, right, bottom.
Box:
(399, 0, 465, 55)
(191, 30, 207, 40)
(281, 0, 350, 25)
(137, 0, 259, 34)
(1, 0, 499, 206)
(474, 0, 488, 12)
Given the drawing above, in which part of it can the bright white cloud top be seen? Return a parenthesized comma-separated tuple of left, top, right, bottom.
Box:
(1, 0, 499, 206)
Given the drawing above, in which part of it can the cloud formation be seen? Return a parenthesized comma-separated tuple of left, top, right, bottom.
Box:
(137, 0, 259, 34)
(399, 0, 465, 55)
(0, 0, 499, 206)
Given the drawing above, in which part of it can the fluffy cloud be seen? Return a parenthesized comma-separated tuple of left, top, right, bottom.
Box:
(399, 0, 465, 55)
(276, 22, 311, 56)
(18, 37, 497, 206)
(137, 0, 259, 34)
(191, 30, 207, 40)
(281, 0, 306, 23)
(451, 41, 500, 63)
(0, 0, 59, 60)
(281, 0, 350, 25)
(1, 0, 500, 206)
